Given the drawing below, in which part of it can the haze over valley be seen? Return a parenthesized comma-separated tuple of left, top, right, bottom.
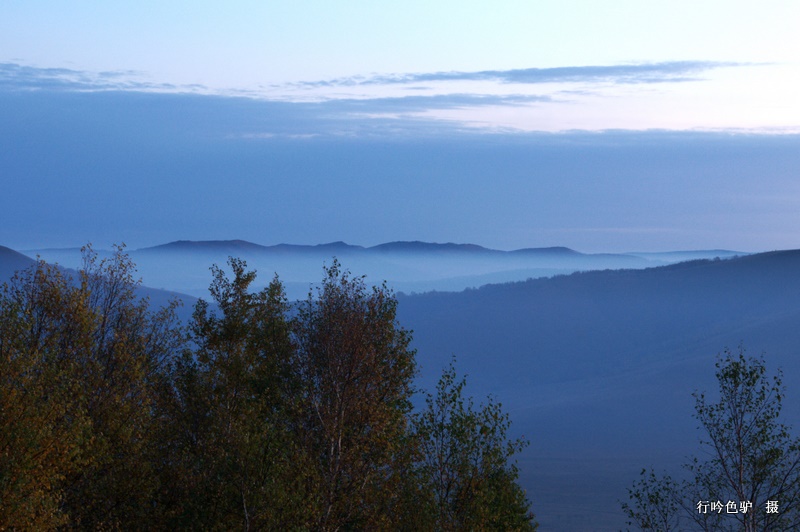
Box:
(3, 243, 800, 529)
(23, 239, 746, 301)
(4, 2, 800, 529)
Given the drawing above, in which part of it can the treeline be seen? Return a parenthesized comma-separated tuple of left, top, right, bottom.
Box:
(0, 247, 536, 530)
(621, 349, 800, 531)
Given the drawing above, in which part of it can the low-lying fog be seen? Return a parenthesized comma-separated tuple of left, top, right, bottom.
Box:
(25, 240, 744, 301)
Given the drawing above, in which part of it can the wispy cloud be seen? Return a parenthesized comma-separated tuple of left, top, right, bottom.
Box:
(2, 61, 787, 135)
(3, 60, 742, 94)
(1, 61, 749, 101)
(0, 62, 204, 93)
(0, 62, 556, 133)
(318, 93, 551, 113)
(292, 61, 746, 89)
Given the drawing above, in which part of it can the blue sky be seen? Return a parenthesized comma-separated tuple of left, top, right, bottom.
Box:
(3, 1, 799, 132)
(2, 2, 800, 251)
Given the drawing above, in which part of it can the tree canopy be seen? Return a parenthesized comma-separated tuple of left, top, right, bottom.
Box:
(623, 347, 800, 531)
(0, 250, 536, 530)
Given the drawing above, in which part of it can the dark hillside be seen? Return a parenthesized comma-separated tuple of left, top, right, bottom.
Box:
(0, 246, 197, 323)
(399, 251, 800, 389)
(138, 239, 272, 254)
(31, 240, 739, 301)
(0, 246, 35, 281)
(397, 250, 800, 530)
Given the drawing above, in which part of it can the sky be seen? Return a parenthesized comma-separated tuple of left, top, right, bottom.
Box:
(2, 1, 800, 252)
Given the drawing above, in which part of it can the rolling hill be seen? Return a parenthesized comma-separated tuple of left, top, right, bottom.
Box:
(0, 245, 36, 280)
(27, 240, 743, 301)
(396, 250, 800, 530)
(7, 242, 786, 529)
(0, 246, 197, 323)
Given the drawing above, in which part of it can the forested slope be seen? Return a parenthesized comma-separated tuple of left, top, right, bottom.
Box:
(397, 250, 800, 529)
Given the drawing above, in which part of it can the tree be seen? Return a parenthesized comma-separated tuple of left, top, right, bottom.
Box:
(409, 359, 537, 531)
(621, 469, 682, 531)
(686, 348, 800, 531)
(0, 245, 183, 528)
(162, 258, 309, 529)
(292, 259, 417, 530)
(623, 347, 800, 531)
(1, 251, 540, 529)
(68, 245, 184, 528)
(0, 259, 92, 529)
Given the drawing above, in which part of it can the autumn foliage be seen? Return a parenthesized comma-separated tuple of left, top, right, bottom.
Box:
(0, 249, 535, 530)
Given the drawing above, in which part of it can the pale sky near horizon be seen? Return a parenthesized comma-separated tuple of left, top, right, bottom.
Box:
(3, 1, 799, 132)
(2, 2, 800, 252)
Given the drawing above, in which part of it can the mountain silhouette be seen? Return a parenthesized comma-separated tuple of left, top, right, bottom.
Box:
(0, 245, 36, 281)
(396, 249, 800, 530)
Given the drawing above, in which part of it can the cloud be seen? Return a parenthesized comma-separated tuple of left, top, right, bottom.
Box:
(0, 85, 498, 142)
(317, 93, 551, 113)
(294, 61, 746, 89)
(1, 61, 784, 136)
(0, 63, 556, 135)
(1, 60, 748, 100)
(0, 62, 203, 93)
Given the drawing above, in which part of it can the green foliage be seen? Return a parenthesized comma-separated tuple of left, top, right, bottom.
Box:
(621, 469, 682, 531)
(163, 257, 309, 529)
(409, 358, 537, 531)
(1, 250, 536, 530)
(292, 259, 418, 530)
(623, 347, 800, 531)
(0, 245, 183, 528)
(0, 261, 91, 529)
(66, 245, 183, 528)
(686, 348, 800, 531)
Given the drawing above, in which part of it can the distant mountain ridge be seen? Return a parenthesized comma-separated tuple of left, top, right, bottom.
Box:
(0, 241, 788, 529)
(136, 238, 743, 259)
(18, 240, 751, 303)
(136, 239, 513, 255)
(138, 239, 272, 253)
(138, 239, 366, 255)
(0, 245, 197, 322)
